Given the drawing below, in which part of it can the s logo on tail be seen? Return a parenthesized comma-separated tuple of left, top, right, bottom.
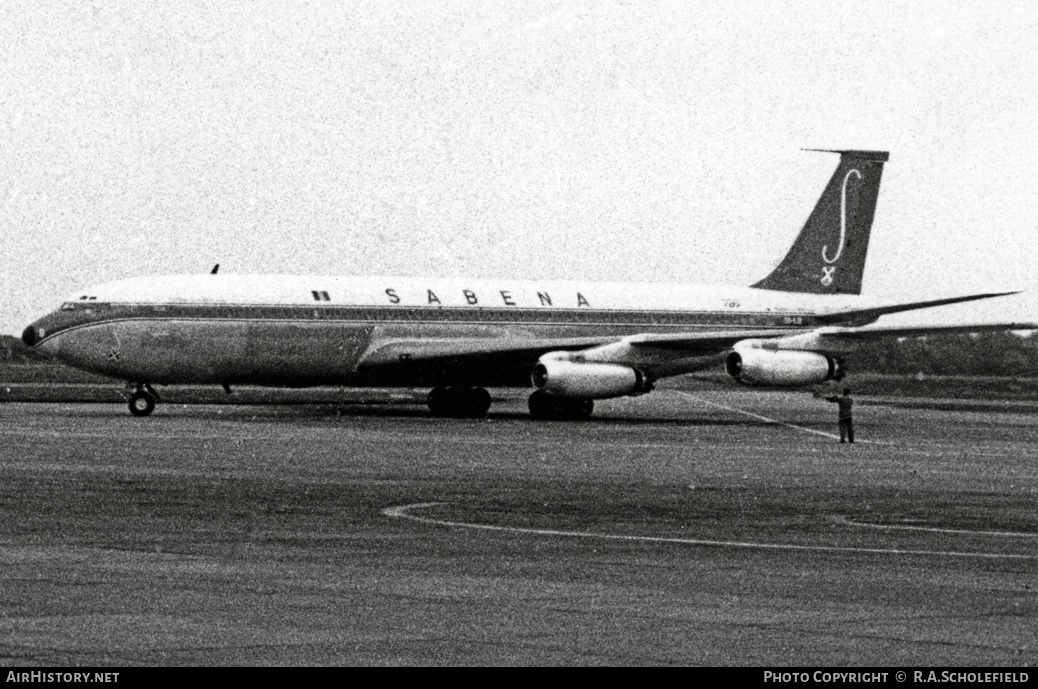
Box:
(751, 150, 887, 296)
(822, 169, 862, 265)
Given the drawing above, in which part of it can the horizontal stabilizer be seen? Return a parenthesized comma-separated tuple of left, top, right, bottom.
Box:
(801, 149, 890, 161)
(819, 291, 1020, 325)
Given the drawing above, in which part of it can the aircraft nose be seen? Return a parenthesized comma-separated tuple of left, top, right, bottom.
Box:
(22, 325, 38, 347)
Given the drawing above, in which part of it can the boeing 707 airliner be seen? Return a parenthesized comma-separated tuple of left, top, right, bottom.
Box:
(22, 150, 1031, 418)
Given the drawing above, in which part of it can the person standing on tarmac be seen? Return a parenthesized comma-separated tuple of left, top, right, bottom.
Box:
(816, 388, 855, 443)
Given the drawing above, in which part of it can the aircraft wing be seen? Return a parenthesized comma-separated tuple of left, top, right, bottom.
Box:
(809, 321, 1038, 340)
(358, 335, 622, 368)
(355, 330, 808, 386)
(359, 318, 1037, 369)
(356, 334, 640, 386)
(355, 286, 1034, 384)
(619, 322, 1036, 353)
(612, 329, 804, 351)
(359, 329, 806, 367)
(618, 291, 1029, 351)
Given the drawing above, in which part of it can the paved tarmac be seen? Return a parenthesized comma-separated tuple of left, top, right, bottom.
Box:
(1, 390, 1036, 666)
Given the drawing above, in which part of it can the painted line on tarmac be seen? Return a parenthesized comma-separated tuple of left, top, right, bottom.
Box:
(835, 516, 1038, 538)
(0, 425, 824, 454)
(672, 391, 893, 445)
(0, 428, 244, 441)
(674, 392, 1037, 455)
(0, 426, 745, 451)
(383, 503, 1037, 560)
(0, 382, 117, 388)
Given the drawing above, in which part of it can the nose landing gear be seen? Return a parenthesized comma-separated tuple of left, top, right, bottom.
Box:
(128, 383, 158, 417)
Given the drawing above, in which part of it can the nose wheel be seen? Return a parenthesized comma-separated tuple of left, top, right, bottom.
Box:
(128, 384, 158, 417)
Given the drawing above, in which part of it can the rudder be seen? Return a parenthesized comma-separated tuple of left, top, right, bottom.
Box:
(752, 149, 888, 295)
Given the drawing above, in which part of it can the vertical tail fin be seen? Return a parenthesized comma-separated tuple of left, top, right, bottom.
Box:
(752, 149, 888, 295)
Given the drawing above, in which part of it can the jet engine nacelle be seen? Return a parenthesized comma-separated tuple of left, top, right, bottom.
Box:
(725, 348, 844, 386)
(531, 359, 652, 399)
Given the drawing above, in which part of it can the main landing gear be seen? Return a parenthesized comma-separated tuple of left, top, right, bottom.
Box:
(128, 383, 158, 417)
(427, 386, 492, 418)
(527, 390, 594, 420)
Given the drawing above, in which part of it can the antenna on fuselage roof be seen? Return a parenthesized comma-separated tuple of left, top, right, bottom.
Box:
(210, 264, 219, 274)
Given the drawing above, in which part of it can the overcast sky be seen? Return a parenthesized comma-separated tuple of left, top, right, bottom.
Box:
(3, 0, 1038, 335)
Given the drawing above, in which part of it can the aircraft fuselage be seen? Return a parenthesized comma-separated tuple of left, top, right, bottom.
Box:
(24, 275, 857, 388)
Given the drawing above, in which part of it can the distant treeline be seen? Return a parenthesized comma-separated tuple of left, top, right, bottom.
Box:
(1, 335, 49, 363)
(3, 331, 1038, 376)
(847, 331, 1038, 377)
